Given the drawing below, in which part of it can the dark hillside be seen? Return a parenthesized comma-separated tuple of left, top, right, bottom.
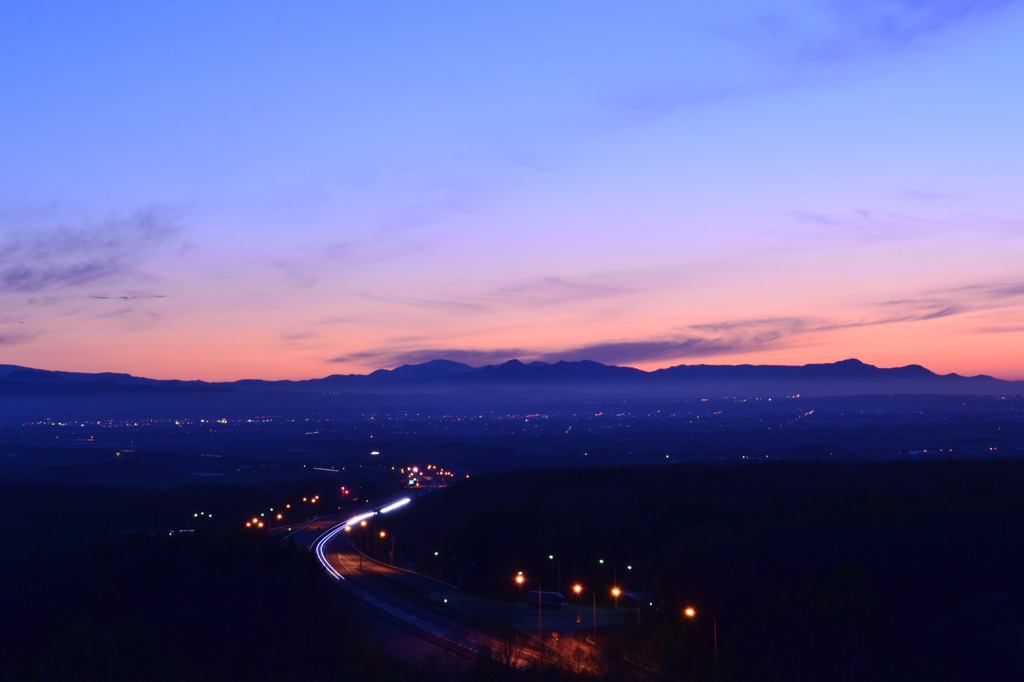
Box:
(391, 461, 1024, 681)
(0, 480, 411, 682)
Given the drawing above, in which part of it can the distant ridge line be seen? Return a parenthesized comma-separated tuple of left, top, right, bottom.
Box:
(0, 357, 1019, 396)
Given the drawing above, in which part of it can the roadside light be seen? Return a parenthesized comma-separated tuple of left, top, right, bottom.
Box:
(611, 587, 621, 597)
(379, 531, 386, 538)
(360, 520, 367, 527)
(683, 607, 718, 670)
(276, 513, 283, 520)
(514, 573, 543, 643)
(573, 584, 583, 594)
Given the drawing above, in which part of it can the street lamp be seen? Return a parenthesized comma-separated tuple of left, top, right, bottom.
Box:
(379, 530, 395, 564)
(572, 583, 597, 644)
(684, 606, 718, 674)
(598, 558, 617, 586)
(611, 586, 622, 610)
(547, 553, 561, 594)
(358, 519, 368, 570)
(515, 573, 543, 645)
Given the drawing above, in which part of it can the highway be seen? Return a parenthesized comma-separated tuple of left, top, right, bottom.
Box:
(307, 495, 606, 675)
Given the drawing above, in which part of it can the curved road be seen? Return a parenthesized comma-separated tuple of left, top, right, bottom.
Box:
(307, 495, 604, 674)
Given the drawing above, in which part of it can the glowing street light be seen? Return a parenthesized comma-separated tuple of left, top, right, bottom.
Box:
(684, 606, 718, 674)
(515, 573, 543, 644)
(573, 583, 597, 644)
(547, 553, 561, 594)
(598, 558, 618, 586)
(611, 586, 622, 610)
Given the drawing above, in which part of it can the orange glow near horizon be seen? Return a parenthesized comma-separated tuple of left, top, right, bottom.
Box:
(5, 286, 1024, 382)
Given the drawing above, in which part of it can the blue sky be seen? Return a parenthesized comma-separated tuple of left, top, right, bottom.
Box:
(3, 1, 1024, 380)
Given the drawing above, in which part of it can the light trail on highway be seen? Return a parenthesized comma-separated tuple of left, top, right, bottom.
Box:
(312, 496, 411, 581)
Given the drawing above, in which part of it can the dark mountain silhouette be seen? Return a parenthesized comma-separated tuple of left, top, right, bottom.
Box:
(1, 358, 1021, 419)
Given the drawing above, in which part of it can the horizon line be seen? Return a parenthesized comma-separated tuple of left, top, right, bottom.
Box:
(4, 356, 1019, 384)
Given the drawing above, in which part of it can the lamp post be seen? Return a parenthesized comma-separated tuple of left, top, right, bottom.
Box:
(572, 583, 597, 644)
(515, 573, 542, 645)
(611, 586, 622, 611)
(547, 553, 561, 595)
(358, 519, 368, 570)
(684, 606, 718, 676)
(598, 558, 617, 587)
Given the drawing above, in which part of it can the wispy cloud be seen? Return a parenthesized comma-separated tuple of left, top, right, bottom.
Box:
(329, 347, 526, 367)
(947, 281, 1024, 300)
(746, 0, 1017, 64)
(615, 1, 1019, 120)
(354, 291, 484, 312)
(862, 281, 1024, 331)
(0, 330, 36, 346)
(0, 208, 179, 295)
(689, 317, 812, 334)
(869, 299, 966, 324)
(784, 207, 941, 242)
(90, 306, 161, 321)
(784, 198, 1024, 246)
(974, 324, 1024, 333)
(691, 298, 968, 341)
(491, 276, 629, 307)
(533, 334, 788, 366)
(88, 293, 167, 301)
(355, 275, 634, 314)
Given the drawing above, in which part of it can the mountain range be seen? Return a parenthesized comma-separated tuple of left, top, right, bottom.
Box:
(1, 358, 1022, 420)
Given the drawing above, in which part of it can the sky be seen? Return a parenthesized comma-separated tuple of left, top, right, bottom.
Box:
(3, 1, 1024, 381)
